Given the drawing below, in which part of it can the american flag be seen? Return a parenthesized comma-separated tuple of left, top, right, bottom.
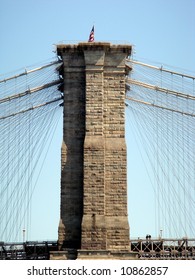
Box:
(88, 26, 94, 42)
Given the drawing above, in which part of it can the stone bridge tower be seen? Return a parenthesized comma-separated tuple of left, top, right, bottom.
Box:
(51, 42, 135, 259)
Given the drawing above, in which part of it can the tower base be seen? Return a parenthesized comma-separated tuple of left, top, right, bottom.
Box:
(77, 250, 137, 260)
(50, 249, 137, 260)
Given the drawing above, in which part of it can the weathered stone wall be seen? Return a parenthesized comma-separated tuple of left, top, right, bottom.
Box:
(104, 48, 130, 251)
(57, 42, 132, 257)
(58, 47, 85, 250)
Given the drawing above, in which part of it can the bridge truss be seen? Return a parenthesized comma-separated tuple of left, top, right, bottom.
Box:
(0, 241, 57, 260)
(130, 238, 195, 259)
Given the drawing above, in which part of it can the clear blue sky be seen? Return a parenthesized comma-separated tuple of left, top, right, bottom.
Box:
(0, 0, 195, 241)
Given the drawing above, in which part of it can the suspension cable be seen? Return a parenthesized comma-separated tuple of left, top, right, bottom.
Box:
(126, 78, 195, 100)
(126, 59, 195, 80)
(0, 60, 61, 84)
(0, 97, 62, 120)
(0, 80, 62, 104)
(125, 96, 195, 117)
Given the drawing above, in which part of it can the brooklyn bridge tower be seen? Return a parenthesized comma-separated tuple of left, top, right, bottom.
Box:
(51, 42, 135, 259)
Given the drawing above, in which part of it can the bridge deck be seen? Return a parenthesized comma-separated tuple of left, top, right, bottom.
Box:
(0, 241, 58, 260)
(0, 238, 195, 260)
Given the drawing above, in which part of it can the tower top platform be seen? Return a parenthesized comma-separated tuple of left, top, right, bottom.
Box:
(56, 41, 132, 54)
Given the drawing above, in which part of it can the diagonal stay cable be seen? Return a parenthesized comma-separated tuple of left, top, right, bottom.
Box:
(0, 97, 63, 120)
(0, 80, 62, 104)
(125, 96, 195, 118)
(0, 60, 61, 84)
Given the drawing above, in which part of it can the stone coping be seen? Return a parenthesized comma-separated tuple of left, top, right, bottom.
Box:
(56, 42, 132, 52)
